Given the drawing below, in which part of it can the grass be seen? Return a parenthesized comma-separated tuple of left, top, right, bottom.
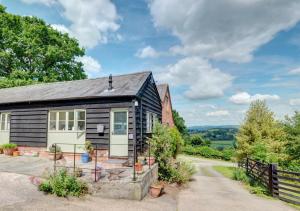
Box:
(210, 140, 234, 149)
(213, 166, 270, 198)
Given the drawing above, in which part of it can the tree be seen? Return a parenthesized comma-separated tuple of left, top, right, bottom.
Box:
(236, 100, 286, 163)
(282, 111, 300, 170)
(0, 5, 86, 88)
(172, 110, 188, 136)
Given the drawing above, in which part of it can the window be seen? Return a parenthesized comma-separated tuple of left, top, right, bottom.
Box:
(146, 112, 157, 133)
(0, 113, 10, 131)
(48, 110, 85, 131)
(113, 111, 127, 135)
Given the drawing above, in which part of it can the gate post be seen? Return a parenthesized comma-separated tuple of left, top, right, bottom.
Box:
(268, 163, 278, 197)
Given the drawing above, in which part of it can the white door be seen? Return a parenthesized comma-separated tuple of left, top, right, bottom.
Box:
(110, 109, 128, 157)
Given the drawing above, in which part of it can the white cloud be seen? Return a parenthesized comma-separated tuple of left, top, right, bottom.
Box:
(288, 67, 300, 75)
(22, 0, 55, 6)
(206, 110, 229, 117)
(149, 0, 300, 62)
(157, 57, 233, 100)
(51, 24, 70, 34)
(229, 92, 280, 104)
(289, 98, 300, 106)
(135, 46, 159, 58)
(22, 0, 120, 48)
(76, 56, 101, 77)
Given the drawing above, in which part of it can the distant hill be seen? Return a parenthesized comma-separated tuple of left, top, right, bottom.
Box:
(188, 125, 239, 132)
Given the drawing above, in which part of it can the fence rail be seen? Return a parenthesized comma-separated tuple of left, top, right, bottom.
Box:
(239, 158, 300, 206)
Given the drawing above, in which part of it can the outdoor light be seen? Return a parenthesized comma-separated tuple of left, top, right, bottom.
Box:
(134, 100, 139, 106)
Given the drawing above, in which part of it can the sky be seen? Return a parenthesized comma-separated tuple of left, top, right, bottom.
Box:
(1, 0, 300, 126)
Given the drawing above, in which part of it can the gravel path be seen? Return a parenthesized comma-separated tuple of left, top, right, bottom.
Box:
(0, 156, 297, 211)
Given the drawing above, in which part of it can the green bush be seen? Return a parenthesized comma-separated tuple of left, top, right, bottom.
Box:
(149, 122, 195, 184)
(232, 168, 249, 183)
(190, 134, 204, 146)
(2, 143, 17, 149)
(39, 169, 88, 197)
(222, 148, 235, 161)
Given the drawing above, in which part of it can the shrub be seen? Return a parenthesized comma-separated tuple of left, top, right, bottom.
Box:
(190, 134, 205, 146)
(39, 169, 88, 197)
(48, 144, 61, 153)
(173, 161, 197, 184)
(2, 143, 17, 149)
(232, 168, 249, 183)
(150, 122, 195, 184)
(222, 148, 235, 161)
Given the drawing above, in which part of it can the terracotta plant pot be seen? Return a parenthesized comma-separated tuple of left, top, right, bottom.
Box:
(149, 184, 164, 198)
(48, 152, 63, 160)
(13, 151, 20, 157)
(3, 148, 16, 156)
(135, 162, 143, 172)
(0, 148, 3, 154)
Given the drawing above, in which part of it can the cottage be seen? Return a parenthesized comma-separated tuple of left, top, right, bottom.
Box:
(157, 84, 174, 127)
(0, 71, 161, 158)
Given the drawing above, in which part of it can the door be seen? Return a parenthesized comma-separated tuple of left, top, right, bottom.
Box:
(110, 109, 128, 157)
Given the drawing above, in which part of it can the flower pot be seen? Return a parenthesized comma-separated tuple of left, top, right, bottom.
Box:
(49, 152, 62, 160)
(13, 151, 20, 157)
(146, 157, 155, 166)
(149, 184, 164, 198)
(3, 148, 16, 156)
(81, 153, 90, 163)
(135, 162, 143, 172)
(0, 148, 3, 154)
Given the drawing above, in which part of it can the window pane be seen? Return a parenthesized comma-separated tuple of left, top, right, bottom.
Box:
(113, 111, 127, 135)
(69, 111, 74, 121)
(77, 121, 85, 131)
(68, 120, 74, 130)
(58, 121, 66, 130)
(77, 111, 85, 121)
(59, 112, 66, 121)
(50, 121, 56, 130)
(50, 112, 56, 121)
(1, 114, 6, 131)
(6, 114, 10, 130)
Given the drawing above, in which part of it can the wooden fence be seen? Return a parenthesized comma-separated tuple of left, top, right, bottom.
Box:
(239, 158, 300, 206)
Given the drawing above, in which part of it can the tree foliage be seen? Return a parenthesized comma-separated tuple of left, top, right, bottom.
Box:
(236, 100, 287, 163)
(0, 5, 86, 88)
(172, 109, 188, 136)
(282, 111, 300, 171)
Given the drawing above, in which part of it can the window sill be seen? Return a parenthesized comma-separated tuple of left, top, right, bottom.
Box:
(48, 130, 86, 133)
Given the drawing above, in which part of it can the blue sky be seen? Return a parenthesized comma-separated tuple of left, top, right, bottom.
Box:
(2, 0, 300, 126)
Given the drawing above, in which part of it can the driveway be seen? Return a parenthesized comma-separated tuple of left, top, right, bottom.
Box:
(0, 156, 297, 211)
(0, 155, 52, 177)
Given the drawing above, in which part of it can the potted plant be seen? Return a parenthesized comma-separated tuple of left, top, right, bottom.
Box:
(82, 141, 94, 163)
(2, 143, 17, 156)
(48, 144, 63, 160)
(0, 145, 3, 154)
(149, 182, 164, 198)
(13, 150, 20, 157)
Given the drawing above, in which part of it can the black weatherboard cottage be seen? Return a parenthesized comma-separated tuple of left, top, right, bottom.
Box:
(0, 71, 161, 158)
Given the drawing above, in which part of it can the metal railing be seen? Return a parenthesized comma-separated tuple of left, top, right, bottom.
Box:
(52, 141, 153, 182)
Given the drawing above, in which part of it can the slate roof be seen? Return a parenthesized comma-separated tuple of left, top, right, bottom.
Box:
(0, 71, 151, 104)
(156, 84, 168, 102)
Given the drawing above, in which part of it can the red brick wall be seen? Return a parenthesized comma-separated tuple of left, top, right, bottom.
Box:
(161, 90, 175, 127)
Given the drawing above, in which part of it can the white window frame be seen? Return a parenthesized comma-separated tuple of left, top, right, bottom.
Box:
(0, 113, 10, 131)
(146, 111, 157, 133)
(48, 109, 86, 132)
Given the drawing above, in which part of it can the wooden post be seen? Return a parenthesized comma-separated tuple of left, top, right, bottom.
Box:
(54, 143, 57, 173)
(73, 144, 76, 175)
(269, 163, 278, 197)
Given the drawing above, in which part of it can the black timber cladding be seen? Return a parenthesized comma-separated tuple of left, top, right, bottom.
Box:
(135, 74, 162, 152)
(0, 98, 134, 150)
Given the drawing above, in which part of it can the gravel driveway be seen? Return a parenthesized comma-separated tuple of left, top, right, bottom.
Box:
(0, 156, 297, 211)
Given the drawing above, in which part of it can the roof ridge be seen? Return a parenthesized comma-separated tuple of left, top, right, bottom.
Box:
(0, 70, 151, 91)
